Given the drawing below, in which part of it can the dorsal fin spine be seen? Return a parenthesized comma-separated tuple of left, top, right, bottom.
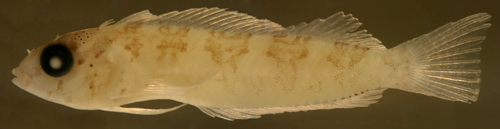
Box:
(220, 17, 254, 31)
(174, 8, 205, 24)
(208, 13, 244, 29)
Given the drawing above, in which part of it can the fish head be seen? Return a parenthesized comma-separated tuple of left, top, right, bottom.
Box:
(12, 28, 114, 110)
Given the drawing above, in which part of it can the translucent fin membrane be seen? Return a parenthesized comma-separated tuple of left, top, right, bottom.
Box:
(198, 88, 386, 120)
(394, 13, 491, 103)
(283, 12, 386, 50)
(112, 8, 285, 34)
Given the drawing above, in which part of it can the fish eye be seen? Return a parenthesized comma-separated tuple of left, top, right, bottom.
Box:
(40, 44, 74, 77)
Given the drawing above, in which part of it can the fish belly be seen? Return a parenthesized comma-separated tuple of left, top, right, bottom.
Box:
(178, 31, 408, 108)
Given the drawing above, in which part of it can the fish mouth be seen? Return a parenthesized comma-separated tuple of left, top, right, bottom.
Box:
(12, 67, 25, 87)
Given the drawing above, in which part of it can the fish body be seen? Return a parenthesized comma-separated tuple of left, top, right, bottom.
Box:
(12, 8, 490, 120)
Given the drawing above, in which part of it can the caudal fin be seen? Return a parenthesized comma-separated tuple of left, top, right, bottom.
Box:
(393, 13, 491, 103)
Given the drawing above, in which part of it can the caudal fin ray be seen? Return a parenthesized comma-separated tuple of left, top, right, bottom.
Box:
(426, 30, 487, 58)
(394, 13, 490, 103)
(419, 13, 490, 51)
(410, 74, 472, 102)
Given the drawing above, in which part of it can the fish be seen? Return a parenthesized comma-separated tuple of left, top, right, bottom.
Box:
(12, 7, 491, 121)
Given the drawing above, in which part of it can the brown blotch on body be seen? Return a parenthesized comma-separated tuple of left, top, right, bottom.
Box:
(158, 26, 191, 37)
(334, 41, 349, 46)
(89, 83, 94, 90)
(156, 40, 188, 61)
(204, 40, 223, 65)
(57, 80, 63, 91)
(334, 72, 345, 89)
(78, 59, 85, 65)
(124, 38, 144, 62)
(156, 41, 187, 52)
(348, 52, 366, 69)
(267, 34, 311, 91)
(88, 79, 96, 95)
(123, 21, 144, 33)
(106, 36, 117, 44)
(155, 26, 191, 63)
(204, 30, 252, 69)
(204, 30, 252, 94)
(307, 81, 323, 93)
(120, 88, 126, 95)
(348, 71, 362, 86)
(94, 50, 105, 58)
(66, 42, 80, 51)
(354, 44, 371, 52)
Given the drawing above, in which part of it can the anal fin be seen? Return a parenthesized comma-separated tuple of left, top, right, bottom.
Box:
(100, 103, 187, 115)
(197, 88, 387, 120)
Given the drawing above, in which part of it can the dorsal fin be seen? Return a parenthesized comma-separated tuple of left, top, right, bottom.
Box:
(282, 12, 386, 50)
(109, 8, 384, 49)
(197, 88, 387, 121)
(112, 7, 285, 34)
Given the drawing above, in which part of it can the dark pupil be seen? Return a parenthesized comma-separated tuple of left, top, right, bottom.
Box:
(41, 44, 73, 77)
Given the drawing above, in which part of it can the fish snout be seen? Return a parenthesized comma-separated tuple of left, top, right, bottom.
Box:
(11, 67, 31, 88)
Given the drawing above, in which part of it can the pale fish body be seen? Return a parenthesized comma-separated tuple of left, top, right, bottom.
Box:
(12, 8, 491, 120)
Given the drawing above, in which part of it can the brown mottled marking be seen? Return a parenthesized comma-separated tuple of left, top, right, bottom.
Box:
(272, 34, 288, 43)
(307, 81, 323, 93)
(46, 91, 52, 97)
(94, 50, 105, 58)
(124, 38, 144, 62)
(205, 30, 251, 70)
(94, 73, 98, 77)
(249, 83, 262, 96)
(120, 88, 127, 95)
(348, 71, 361, 86)
(382, 48, 411, 81)
(157, 41, 187, 52)
(106, 36, 117, 44)
(334, 72, 345, 88)
(88, 77, 97, 96)
(326, 46, 346, 70)
(156, 26, 190, 63)
(158, 25, 190, 37)
(354, 44, 360, 49)
(204, 30, 252, 94)
(89, 83, 95, 90)
(156, 40, 187, 61)
(266, 34, 311, 91)
(78, 59, 85, 65)
(327, 42, 367, 70)
(123, 21, 144, 33)
(57, 80, 63, 91)
(334, 41, 348, 46)
(66, 42, 80, 51)
(348, 52, 366, 70)
(204, 40, 223, 65)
